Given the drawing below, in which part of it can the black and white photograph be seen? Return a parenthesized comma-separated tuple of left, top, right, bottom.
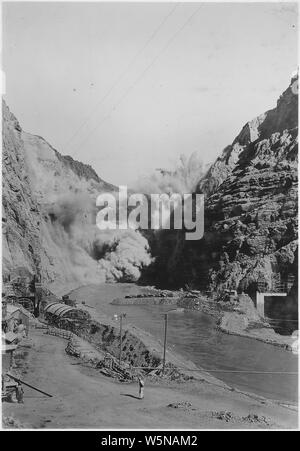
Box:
(1, 0, 299, 432)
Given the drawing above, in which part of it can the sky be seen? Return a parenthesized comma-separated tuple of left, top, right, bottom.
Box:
(2, 1, 298, 186)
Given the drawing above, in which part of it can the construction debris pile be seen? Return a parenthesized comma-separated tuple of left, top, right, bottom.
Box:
(65, 334, 106, 362)
(65, 334, 136, 382)
(211, 411, 271, 426)
(2, 415, 26, 429)
(124, 289, 176, 299)
(147, 363, 194, 383)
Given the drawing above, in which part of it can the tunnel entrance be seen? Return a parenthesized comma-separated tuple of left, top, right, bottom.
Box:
(264, 295, 298, 336)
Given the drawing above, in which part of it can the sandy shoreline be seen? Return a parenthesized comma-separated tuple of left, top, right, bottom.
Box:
(218, 311, 297, 351)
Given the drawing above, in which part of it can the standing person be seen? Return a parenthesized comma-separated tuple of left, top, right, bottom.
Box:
(17, 320, 26, 337)
(138, 375, 144, 400)
(16, 382, 24, 404)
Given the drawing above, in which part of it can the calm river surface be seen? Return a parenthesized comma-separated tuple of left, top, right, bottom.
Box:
(70, 284, 298, 404)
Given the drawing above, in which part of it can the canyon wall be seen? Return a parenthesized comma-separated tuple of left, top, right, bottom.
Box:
(203, 74, 298, 297)
(2, 100, 151, 292)
(145, 75, 298, 305)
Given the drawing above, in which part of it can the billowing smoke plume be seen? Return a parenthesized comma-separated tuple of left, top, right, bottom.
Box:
(135, 152, 205, 195)
(95, 230, 152, 282)
(47, 192, 152, 284)
(132, 153, 206, 288)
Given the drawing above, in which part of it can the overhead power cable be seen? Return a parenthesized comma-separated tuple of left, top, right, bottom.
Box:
(266, 318, 298, 322)
(71, 4, 202, 157)
(64, 2, 180, 151)
(130, 367, 298, 375)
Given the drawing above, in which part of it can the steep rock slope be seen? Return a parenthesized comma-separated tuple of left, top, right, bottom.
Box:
(204, 74, 298, 297)
(2, 103, 42, 276)
(147, 75, 298, 304)
(2, 101, 152, 292)
(2, 100, 114, 288)
(199, 74, 298, 196)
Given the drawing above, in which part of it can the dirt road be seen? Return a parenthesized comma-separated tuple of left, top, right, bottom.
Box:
(3, 329, 298, 429)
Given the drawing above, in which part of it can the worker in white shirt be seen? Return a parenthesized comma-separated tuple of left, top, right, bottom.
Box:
(138, 375, 144, 400)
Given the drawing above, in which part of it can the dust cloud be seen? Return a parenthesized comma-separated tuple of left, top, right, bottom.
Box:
(47, 193, 152, 283)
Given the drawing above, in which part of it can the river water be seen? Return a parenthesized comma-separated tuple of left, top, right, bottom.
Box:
(70, 284, 298, 404)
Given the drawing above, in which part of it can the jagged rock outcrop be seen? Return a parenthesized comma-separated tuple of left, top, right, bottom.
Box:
(203, 74, 298, 298)
(199, 74, 298, 196)
(2, 103, 42, 276)
(146, 75, 298, 307)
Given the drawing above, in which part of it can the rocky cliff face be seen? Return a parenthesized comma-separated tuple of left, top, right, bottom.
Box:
(2, 100, 152, 293)
(2, 102, 42, 278)
(199, 74, 298, 196)
(147, 75, 298, 306)
(203, 74, 298, 297)
(2, 100, 112, 289)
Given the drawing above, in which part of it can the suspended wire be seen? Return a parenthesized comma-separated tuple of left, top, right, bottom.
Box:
(70, 4, 202, 157)
(266, 318, 298, 322)
(64, 2, 180, 151)
(130, 367, 298, 375)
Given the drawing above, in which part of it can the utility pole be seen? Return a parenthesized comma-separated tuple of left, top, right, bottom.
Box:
(118, 313, 126, 366)
(162, 313, 168, 374)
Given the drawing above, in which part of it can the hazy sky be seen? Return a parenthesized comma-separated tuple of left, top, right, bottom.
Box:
(2, 2, 298, 186)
